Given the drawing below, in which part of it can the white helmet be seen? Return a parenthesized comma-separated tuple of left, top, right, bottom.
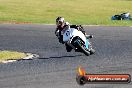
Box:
(58, 17, 64, 23)
(56, 17, 65, 25)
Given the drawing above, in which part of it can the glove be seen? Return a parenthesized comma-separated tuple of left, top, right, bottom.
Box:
(55, 29, 60, 37)
(58, 35, 64, 44)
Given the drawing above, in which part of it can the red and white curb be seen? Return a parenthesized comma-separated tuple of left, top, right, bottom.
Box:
(1, 53, 39, 64)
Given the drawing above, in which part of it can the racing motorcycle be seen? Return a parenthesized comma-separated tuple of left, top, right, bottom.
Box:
(62, 26, 95, 56)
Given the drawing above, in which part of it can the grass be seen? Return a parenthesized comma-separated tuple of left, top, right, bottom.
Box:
(0, 50, 26, 62)
(0, 0, 132, 26)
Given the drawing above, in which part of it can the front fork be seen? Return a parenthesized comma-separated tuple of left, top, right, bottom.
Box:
(67, 37, 90, 51)
(85, 39, 89, 49)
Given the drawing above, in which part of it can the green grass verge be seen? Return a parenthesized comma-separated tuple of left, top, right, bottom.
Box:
(0, 50, 26, 62)
(0, 0, 132, 26)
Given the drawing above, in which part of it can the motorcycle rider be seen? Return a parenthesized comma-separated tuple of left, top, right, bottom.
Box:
(55, 17, 67, 44)
(55, 17, 92, 43)
(55, 17, 93, 52)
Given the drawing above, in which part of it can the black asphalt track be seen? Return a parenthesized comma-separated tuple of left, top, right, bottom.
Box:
(0, 24, 132, 88)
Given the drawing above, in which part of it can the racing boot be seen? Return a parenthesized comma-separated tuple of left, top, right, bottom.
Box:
(65, 43, 72, 52)
(85, 34, 93, 39)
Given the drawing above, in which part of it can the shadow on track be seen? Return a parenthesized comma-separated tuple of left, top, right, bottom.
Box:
(39, 54, 83, 59)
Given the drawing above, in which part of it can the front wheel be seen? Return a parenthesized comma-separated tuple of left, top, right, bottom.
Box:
(77, 43, 90, 56)
(90, 48, 95, 55)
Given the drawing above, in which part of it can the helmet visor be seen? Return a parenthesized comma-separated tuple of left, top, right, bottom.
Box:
(56, 21, 63, 26)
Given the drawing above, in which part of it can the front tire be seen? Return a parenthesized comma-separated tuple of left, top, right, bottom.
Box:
(77, 43, 90, 56)
(90, 49, 95, 55)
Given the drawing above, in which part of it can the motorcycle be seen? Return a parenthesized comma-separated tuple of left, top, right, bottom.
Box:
(62, 27, 95, 56)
